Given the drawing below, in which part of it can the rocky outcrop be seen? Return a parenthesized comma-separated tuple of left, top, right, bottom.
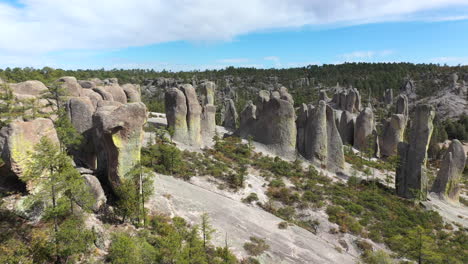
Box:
(395, 94, 409, 118)
(396, 105, 435, 199)
(93, 103, 147, 191)
(221, 99, 238, 130)
(9, 80, 48, 97)
(236, 89, 296, 157)
(103, 83, 127, 104)
(332, 88, 361, 113)
(380, 114, 406, 157)
(0, 118, 60, 191)
(199, 82, 217, 142)
(338, 110, 355, 146)
(121, 84, 141, 103)
(299, 101, 344, 171)
(165, 87, 189, 144)
(55, 76, 82, 97)
(384, 89, 393, 105)
(430, 140, 466, 203)
(354, 107, 374, 151)
(180, 84, 203, 146)
(83, 174, 107, 212)
(296, 104, 309, 155)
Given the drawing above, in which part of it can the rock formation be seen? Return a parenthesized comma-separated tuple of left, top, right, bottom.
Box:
(180, 84, 203, 146)
(396, 105, 435, 199)
(221, 99, 238, 130)
(383, 89, 393, 105)
(296, 104, 309, 155)
(380, 114, 406, 157)
(332, 88, 361, 113)
(199, 82, 217, 142)
(396, 94, 409, 118)
(0, 118, 60, 191)
(338, 110, 355, 146)
(83, 174, 107, 212)
(165, 87, 189, 143)
(298, 100, 344, 171)
(93, 103, 147, 191)
(354, 107, 375, 151)
(430, 140, 466, 203)
(237, 89, 296, 157)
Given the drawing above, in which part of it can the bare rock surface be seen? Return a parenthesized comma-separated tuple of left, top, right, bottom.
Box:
(431, 139, 467, 203)
(149, 174, 356, 264)
(396, 105, 435, 199)
(380, 114, 406, 157)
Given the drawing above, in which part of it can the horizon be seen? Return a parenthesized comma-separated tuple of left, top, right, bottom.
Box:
(1, 0, 468, 70)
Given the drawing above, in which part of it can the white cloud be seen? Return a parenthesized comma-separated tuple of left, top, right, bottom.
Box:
(431, 56, 468, 65)
(264, 56, 282, 67)
(217, 58, 250, 64)
(339, 50, 394, 62)
(0, 0, 467, 58)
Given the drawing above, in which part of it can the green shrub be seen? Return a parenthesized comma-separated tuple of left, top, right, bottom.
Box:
(243, 236, 270, 256)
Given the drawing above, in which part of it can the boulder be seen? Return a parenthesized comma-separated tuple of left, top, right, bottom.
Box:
(326, 105, 345, 171)
(380, 114, 406, 157)
(81, 89, 103, 109)
(304, 101, 328, 163)
(396, 94, 409, 118)
(89, 78, 104, 86)
(431, 140, 466, 203)
(83, 174, 107, 212)
(9, 80, 48, 96)
(55, 76, 82, 97)
(354, 107, 374, 151)
(0, 118, 59, 191)
(199, 81, 216, 105)
(66, 97, 96, 168)
(237, 89, 296, 157)
(93, 87, 114, 101)
(319, 90, 329, 102)
(121, 84, 141, 103)
(384, 89, 393, 105)
(339, 110, 355, 146)
(279, 86, 294, 104)
(93, 103, 147, 191)
(222, 99, 238, 130)
(201, 104, 216, 141)
(180, 84, 202, 147)
(296, 103, 309, 155)
(165, 87, 189, 144)
(78, 80, 96, 89)
(240, 101, 256, 127)
(345, 90, 357, 113)
(103, 84, 127, 104)
(396, 105, 435, 199)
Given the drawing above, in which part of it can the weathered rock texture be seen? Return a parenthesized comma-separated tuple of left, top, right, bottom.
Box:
(380, 114, 406, 157)
(180, 84, 203, 146)
(430, 140, 466, 203)
(384, 89, 393, 105)
(296, 104, 309, 155)
(332, 88, 361, 113)
(395, 94, 409, 118)
(236, 89, 297, 157)
(165, 87, 189, 143)
(298, 101, 345, 171)
(83, 174, 107, 212)
(339, 110, 355, 146)
(221, 99, 238, 130)
(93, 103, 147, 191)
(353, 107, 375, 151)
(0, 118, 60, 191)
(396, 105, 435, 199)
(199, 82, 217, 142)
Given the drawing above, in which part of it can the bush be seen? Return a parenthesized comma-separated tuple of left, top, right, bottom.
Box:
(243, 237, 270, 256)
(361, 250, 394, 264)
(108, 233, 156, 264)
(242, 193, 259, 204)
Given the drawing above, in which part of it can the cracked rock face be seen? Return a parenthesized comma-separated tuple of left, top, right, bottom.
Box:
(0, 118, 60, 191)
(93, 103, 147, 191)
(396, 104, 435, 199)
(221, 99, 238, 130)
(431, 139, 467, 203)
(380, 114, 406, 157)
(237, 89, 297, 157)
(353, 107, 374, 151)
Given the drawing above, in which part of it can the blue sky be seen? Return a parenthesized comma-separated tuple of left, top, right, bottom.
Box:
(1, 0, 468, 70)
